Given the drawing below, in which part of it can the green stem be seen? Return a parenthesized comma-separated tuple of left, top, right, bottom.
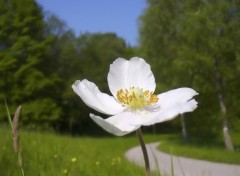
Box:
(18, 152, 25, 176)
(136, 128, 151, 176)
(20, 167, 25, 176)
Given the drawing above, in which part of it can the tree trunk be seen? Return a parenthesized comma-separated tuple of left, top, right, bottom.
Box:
(181, 114, 188, 141)
(214, 58, 234, 151)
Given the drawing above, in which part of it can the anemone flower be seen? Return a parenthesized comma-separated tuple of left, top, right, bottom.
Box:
(72, 57, 198, 176)
(72, 57, 198, 136)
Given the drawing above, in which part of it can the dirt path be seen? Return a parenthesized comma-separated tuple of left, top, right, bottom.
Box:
(125, 142, 240, 176)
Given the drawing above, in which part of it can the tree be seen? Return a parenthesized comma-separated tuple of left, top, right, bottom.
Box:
(0, 0, 62, 128)
(139, 0, 193, 139)
(179, 0, 239, 151)
(139, 0, 240, 150)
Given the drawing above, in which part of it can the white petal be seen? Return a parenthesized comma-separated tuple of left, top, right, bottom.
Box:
(107, 57, 156, 98)
(90, 112, 141, 136)
(140, 99, 198, 125)
(72, 79, 124, 115)
(138, 88, 198, 125)
(157, 88, 198, 109)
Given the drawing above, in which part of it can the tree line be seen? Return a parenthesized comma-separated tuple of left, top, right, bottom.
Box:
(0, 0, 239, 150)
(139, 0, 240, 151)
(0, 0, 136, 134)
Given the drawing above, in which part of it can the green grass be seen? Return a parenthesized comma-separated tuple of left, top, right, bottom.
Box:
(0, 126, 160, 176)
(2, 125, 240, 176)
(158, 133, 240, 165)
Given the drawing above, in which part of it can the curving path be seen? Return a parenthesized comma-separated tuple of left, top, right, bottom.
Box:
(125, 142, 240, 176)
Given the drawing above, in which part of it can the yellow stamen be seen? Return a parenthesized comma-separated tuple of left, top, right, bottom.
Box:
(116, 87, 159, 110)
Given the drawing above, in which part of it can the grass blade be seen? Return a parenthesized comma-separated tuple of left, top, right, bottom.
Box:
(4, 98, 13, 129)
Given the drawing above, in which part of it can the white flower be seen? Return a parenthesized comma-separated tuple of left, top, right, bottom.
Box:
(72, 57, 198, 136)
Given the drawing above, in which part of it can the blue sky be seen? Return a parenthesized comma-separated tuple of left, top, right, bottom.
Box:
(36, 0, 147, 46)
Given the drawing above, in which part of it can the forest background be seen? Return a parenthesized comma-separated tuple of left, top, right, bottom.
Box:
(0, 0, 239, 151)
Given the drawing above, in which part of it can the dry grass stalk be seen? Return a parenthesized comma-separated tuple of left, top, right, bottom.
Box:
(12, 106, 21, 153)
(12, 106, 24, 175)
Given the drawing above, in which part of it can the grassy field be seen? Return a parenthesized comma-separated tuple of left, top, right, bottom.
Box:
(158, 133, 240, 165)
(1, 126, 240, 176)
(0, 126, 161, 176)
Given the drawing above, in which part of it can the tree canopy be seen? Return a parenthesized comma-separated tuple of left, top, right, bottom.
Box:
(0, 0, 136, 134)
(139, 0, 240, 149)
(0, 0, 239, 144)
(0, 0, 62, 129)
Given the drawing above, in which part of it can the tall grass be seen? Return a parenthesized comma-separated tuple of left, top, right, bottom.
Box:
(0, 126, 160, 176)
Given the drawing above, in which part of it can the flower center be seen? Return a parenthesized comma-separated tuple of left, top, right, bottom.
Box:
(116, 87, 159, 110)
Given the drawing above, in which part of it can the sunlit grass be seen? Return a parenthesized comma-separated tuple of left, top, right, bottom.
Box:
(158, 133, 240, 165)
(0, 126, 160, 176)
(2, 124, 239, 176)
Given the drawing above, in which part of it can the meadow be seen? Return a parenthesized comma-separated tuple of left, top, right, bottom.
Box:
(1, 126, 240, 176)
(0, 126, 160, 176)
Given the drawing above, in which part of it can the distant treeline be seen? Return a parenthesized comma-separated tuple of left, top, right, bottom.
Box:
(0, 0, 239, 145)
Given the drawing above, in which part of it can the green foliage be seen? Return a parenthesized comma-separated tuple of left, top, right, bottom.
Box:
(0, 7, 137, 132)
(3, 0, 239, 139)
(0, 0, 62, 128)
(139, 0, 240, 137)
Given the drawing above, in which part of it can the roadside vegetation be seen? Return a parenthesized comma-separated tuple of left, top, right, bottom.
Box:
(158, 133, 240, 165)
